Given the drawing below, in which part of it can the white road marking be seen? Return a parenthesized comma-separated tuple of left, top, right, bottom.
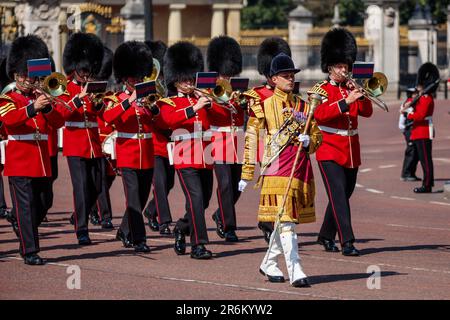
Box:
(387, 223, 450, 232)
(378, 164, 397, 169)
(434, 158, 450, 163)
(359, 168, 373, 173)
(0, 254, 342, 300)
(390, 196, 416, 201)
(429, 201, 450, 207)
(355, 183, 364, 188)
(307, 256, 450, 275)
(365, 188, 384, 194)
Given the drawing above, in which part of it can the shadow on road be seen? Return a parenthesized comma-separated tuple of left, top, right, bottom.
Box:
(360, 244, 450, 255)
(308, 271, 403, 285)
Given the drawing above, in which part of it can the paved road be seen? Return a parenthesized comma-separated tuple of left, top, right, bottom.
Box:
(1, 99, 449, 300)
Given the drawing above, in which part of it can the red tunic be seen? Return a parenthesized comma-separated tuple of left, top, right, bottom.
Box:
(97, 112, 117, 176)
(156, 95, 229, 170)
(0, 91, 65, 177)
(103, 91, 155, 170)
(59, 80, 103, 158)
(208, 101, 245, 163)
(314, 80, 373, 169)
(407, 95, 434, 140)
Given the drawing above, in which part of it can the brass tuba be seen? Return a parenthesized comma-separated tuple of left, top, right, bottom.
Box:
(143, 58, 166, 101)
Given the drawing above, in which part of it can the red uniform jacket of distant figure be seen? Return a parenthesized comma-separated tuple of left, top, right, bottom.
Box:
(313, 80, 373, 169)
(407, 94, 434, 140)
(0, 91, 65, 177)
(59, 80, 103, 158)
(103, 91, 155, 170)
(97, 112, 117, 176)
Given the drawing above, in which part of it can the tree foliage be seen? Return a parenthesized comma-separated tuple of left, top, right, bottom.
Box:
(241, 0, 450, 29)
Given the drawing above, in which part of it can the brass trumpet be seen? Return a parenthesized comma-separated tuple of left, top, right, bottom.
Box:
(341, 71, 389, 112)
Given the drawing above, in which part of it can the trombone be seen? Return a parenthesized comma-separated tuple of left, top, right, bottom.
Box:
(184, 79, 239, 114)
(24, 72, 72, 111)
(341, 71, 389, 112)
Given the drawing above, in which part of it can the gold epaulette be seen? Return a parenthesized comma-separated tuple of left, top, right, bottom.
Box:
(243, 89, 260, 101)
(104, 93, 119, 104)
(158, 97, 176, 107)
(307, 80, 328, 98)
(0, 94, 14, 103)
(0, 102, 16, 117)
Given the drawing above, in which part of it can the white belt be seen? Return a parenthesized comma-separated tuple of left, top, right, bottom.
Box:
(65, 121, 99, 129)
(8, 133, 48, 141)
(173, 131, 212, 142)
(319, 126, 358, 137)
(210, 126, 244, 133)
(116, 132, 152, 139)
(425, 116, 434, 140)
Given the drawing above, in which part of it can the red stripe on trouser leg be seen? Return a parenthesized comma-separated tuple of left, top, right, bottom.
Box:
(422, 140, 430, 187)
(12, 184, 26, 256)
(177, 170, 199, 245)
(318, 161, 344, 244)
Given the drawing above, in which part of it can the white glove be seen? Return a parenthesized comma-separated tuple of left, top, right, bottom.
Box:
(298, 134, 310, 148)
(238, 180, 248, 192)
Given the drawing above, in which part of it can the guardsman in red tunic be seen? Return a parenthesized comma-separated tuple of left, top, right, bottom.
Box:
(59, 33, 105, 245)
(313, 28, 373, 256)
(404, 63, 439, 193)
(207, 36, 245, 242)
(240, 37, 292, 243)
(90, 46, 115, 229)
(0, 35, 65, 265)
(103, 41, 156, 253)
(157, 42, 229, 259)
(142, 40, 175, 235)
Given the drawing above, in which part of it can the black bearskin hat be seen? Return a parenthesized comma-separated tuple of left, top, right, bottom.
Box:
(207, 36, 242, 77)
(95, 46, 113, 81)
(145, 40, 167, 71)
(0, 57, 10, 90)
(164, 41, 204, 89)
(6, 35, 50, 79)
(257, 37, 291, 77)
(113, 41, 153, 83)
(320, 28, 357, 73)
(63, 32, 104, 76)
(416, 62, 440, 93)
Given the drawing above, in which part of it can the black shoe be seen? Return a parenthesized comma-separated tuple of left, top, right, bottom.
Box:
(258, 222, 272, 244)
(90, 212, 101, 226)
(174, 226, 186, 255)
(116, 229, 132, 248)
(401, 176, 421, 182)
(147, 214, 159, 232)
(159, 223, 172, 236)
(317, 237, 340, 252)
(259, 268, 285, 283)
(134, 242, 151, 253)
(342, 242, 360, 256)
(212, 213, 225, 239)
(0, 208, 9, 219)
(292, 278, 311, 288)
(101, 218, 114, 229)
(190, 244, 212, 260)
(78, 235, 92, 246)
(414, 186, 432, 193)
(23, 253, 46, 265)
(224, 230, 239, 242)
(69, 213, 75, 225)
